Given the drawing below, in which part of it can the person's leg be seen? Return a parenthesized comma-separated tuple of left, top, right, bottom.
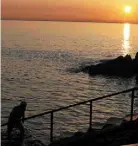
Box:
(7, 121, 14, 140)
(18, 121, 25, 142)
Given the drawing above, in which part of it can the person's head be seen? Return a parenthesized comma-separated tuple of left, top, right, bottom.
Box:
(20, 101, 27, 110)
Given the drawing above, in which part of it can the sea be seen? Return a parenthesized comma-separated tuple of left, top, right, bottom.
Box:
(1, 20, 138, 144)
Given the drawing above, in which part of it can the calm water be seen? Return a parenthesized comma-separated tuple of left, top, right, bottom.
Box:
(1, 20, 138, 144)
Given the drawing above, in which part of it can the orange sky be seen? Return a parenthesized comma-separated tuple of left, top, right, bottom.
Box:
(2, 0, 138, 23)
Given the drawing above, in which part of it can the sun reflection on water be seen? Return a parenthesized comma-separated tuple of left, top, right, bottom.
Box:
(122, 23, 131, 55)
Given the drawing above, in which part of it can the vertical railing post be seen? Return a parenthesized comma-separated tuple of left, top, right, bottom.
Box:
(130, 89, 135, 121)
(50, 112, 54, 142)
(89, 101, 93, 130)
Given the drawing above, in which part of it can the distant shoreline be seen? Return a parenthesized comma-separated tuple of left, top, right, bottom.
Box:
(1, 19, 138, 24)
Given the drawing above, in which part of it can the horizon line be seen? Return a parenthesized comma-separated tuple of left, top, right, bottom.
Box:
(2, 19, 138, 24)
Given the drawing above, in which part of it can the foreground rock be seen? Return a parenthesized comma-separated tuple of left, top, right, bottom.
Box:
(1, 128, 46, 146)
(49, 117, 138, 146)
(81, 52, 138, 77)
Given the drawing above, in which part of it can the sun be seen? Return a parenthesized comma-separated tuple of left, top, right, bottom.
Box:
(125, 6, 132, 13)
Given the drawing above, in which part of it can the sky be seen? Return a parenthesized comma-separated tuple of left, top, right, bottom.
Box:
(2, 0, 138, 23)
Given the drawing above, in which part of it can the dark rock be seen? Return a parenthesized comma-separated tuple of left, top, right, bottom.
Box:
(73, 131, 84, 137)
(1, 128, 46, 146)
(49, 117, 138, 146)
(80, 52, 138, 77)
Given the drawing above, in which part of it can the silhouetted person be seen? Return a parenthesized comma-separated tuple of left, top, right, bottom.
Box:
(7, 101, 27, 142)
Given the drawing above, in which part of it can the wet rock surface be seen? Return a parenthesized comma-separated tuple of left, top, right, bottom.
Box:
(49, 118, 138, 146)
(1, 128, 46, 146)
(78, 52, 138, 77)
(2, 116, 138, 146)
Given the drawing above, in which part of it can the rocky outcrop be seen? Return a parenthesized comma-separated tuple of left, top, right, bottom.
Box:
(1, 128, 46, 146)
(49, 117, 138, 146)
(81, 52, 138, 77)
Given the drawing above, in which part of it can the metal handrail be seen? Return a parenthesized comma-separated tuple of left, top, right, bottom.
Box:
(1, 87, 138, 142)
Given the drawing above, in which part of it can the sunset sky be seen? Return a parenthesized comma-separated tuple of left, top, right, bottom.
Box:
(2, 0, 138, 23)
